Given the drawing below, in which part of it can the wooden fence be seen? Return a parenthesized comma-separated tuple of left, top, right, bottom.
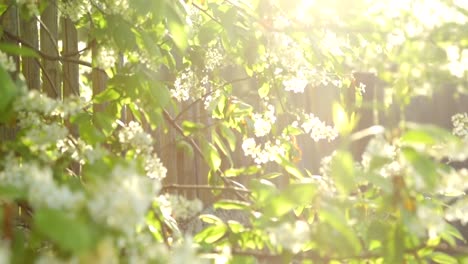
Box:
(1, 3, 467, 205)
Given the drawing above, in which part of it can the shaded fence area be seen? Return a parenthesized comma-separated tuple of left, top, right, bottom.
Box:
(1, 3, 467, 206)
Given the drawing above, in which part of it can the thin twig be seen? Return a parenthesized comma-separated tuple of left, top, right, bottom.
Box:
(162, 184, 251, 194)
(3, 31, 93, 67)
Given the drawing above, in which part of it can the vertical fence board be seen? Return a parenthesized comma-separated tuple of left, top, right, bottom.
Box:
(62, 18, 79, 97)
(40, 0, 60, 98)
(21, 17, 40, 90)
(0, 6, 19, 141)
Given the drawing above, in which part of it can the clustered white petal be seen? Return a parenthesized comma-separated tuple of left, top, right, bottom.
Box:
(171, 68, 206, 102)
(88, 165, 160, 236)
(0, 156, 84, 211)
(294, 113, 338, 142)
(242, 137, 286, 164)
(157, 194, 203, 221)
(452, 112, 468, 139)
(268, 221, 310, 253)
(0, 51, 16, 72)
(118, 121, 153, 154)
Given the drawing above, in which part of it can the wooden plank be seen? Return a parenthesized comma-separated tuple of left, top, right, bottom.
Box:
(21, 17, 40, 90)
(40, 0, 61, 98)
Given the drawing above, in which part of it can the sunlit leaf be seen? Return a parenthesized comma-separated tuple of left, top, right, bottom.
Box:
(34, 209, 96, 253)
(202, 141, 222, 171)
(0, 43, 38, 57)
(330, 150, 356, 195)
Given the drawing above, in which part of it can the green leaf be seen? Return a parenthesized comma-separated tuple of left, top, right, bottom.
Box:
(258, 83, 270, 98)
(199, 214, 224, 225)
(277, 155, 304, 179)
(198, 20, 222, 44)
(34, 208, 96, 253)
(214, 200, 250, 211)
(402, 147, 439, 190)
(0, 43, 38, 57)
(401, 124, 458, 147)
(384, 223, 405, 264)
(319, 206, 362, 255)
(0, 185, 26, 200)
(202, 141, 222, 171)
(194, 224, 227, 244)
(219, 123, 236, 151)
(93, 88, 120, 103)
(330, 151, 356, 195)
(182, 120, 204, 136)
(150, 83, 170, 108)
(431, 252, 458, 264)
(0, 65, 17, 121)
(265, 182, 317, 217)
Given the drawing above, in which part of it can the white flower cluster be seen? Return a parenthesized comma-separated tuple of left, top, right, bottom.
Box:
(28, 167, 85, 211)
(120, 233, 169, 264)
(16, 0, 39, 16)
(294, 113, 338, 142)
(95, 46, 116, 69)
(415, 205, 446, 239)
(15, 90, 85, 120)
(204, 47, 224, 72)
(265, 33, 317, 94)
(282, 72, 309, 93)
(157, 194, 203, 221)
(452, 112, 468, 139)
(203, 89, 222, 112)
(80, 141, 108, 165)
(145, 153, 168, 180)
(118, 121, 153, 154)
(0, 156, 84, 211)
(24, 123, 68, 150)
(59, 0, 91, 21)
(445, 196, 468, 225)
(171, 68, 206, 102)
(170, 237, 208, 264)
(0, 51, 16, 72)
(116, 121, 168, 187)
(438, 168, 468, 197)
(242, 137, 286, 164)
(252, 104, 276, 137)
(268, 220, 310, 253)
(361, 136, 402, 178)
(88, 165, 160, 236)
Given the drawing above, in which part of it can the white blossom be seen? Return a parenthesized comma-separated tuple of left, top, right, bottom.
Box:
(452, 112, 468, 139)
(171, 68, 206, 102)
(252, 104, 276, 137)
(242, 137, 286, 164)
(118, 121, 153, 154)
(95, 46, 116, 69)
(170, 237, 208, 264)
(59, 0, 91, 21)
(157, 194, 203, 221)
(16, 0, 39, 16)
(283, 75, 308, 93)
(296, 114, 338, 142)
(24, 123, 68, 149)
(268, 220, 310, 253)
(0, 51, 16, 72)
(205, 47, 224, 71)
(145, 153, 167, 180)
(26, 164, 85, 211)
(445, 196, 468, 225)
(416, 206, 446, 239)
(88, 165, 160, 236)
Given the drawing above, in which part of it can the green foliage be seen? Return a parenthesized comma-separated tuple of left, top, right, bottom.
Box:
(0, 0, 467, 263)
